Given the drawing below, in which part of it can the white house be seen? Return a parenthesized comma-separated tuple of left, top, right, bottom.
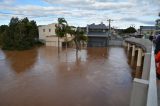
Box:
(140, 26, 156, 38)
(38, 23, 74, 47)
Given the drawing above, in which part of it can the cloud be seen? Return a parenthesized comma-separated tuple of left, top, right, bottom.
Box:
(0, 0, 15, 4)
(120, 17, 155, 25)
(42, 0, 134, 10)
(0, 0, 159, 28)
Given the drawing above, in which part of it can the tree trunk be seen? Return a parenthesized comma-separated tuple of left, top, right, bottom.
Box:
(58, 36, 60, 57)
(65, 35, 67, 51)
(74, 39, 79, 56)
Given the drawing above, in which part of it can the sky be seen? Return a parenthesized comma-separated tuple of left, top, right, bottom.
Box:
(0, 0, 159, 29)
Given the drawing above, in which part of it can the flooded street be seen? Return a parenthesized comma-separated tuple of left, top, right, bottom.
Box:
(0, 46, 132, 106)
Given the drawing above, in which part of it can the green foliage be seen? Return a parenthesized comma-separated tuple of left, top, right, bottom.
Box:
(55, 18, 68, 38)
(123, 27, 137, 34)
(68, 27, 87, 51)
(55, 18, 88, 54)
(0, 25, 8, 46)
(0, 17, 40, 50)
(55, 24, 66, 38)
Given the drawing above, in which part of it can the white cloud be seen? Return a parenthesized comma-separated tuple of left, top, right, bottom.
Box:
(0, 0, 159, 28)
(43, 0, 134, 10)
(119, 17, 155, 25)
(0, 0, 15, 5)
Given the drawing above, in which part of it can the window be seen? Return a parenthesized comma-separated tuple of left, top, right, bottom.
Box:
(43, 29, 45, 32)
(49, 29, 51, 32)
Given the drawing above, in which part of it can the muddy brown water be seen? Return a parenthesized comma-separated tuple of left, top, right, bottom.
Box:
(0, 46, 133, 106)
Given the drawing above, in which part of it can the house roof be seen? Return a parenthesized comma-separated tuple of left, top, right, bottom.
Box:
(87, 23, 108, 29)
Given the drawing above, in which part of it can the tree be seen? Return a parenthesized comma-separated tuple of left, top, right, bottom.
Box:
(68, 27, 87, 55)
(55, 18, 88, 55)
(0, 25, 8, 45)
(123, 27, 137, 34)
(2, 17, 39, 50)
(55, 18, 66, 54)
(55, 18, 68, 54)
(75, 29, 87, 50)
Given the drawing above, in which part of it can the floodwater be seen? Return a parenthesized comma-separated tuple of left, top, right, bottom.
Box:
(0, 46, 133, 106)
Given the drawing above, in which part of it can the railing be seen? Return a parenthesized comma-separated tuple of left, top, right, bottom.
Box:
(147, 47, 157, 106)
(125, 38, 158, 106)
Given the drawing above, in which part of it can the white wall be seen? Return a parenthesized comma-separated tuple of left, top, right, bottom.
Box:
(38, 23, 74, 47)
(38, 25, 46, 40)
(38, 23, 57, 40)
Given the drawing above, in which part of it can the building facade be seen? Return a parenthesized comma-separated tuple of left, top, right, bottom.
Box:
(140, 26, 156, 38)
(156, 19, 160, 34)
(38, 23, 73, 47)
(87, 23, 109, 47)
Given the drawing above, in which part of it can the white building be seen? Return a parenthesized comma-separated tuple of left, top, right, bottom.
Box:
(156, 19, 160, 34)
(38, 23, 74, 47)
(140, 26, 156, 38)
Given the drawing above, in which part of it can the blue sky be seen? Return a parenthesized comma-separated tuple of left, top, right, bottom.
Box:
(0, 0, 159, 29)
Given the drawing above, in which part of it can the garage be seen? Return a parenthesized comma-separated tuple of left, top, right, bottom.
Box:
(87, 33, 109, 47)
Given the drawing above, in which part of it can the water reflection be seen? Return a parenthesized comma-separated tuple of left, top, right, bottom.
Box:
(130, 56, 135, 67)
(87, 47, 108, 59)
(0, 51, 5, 60)
(0, 47, 132, 106)
(3, 49, 38, 73)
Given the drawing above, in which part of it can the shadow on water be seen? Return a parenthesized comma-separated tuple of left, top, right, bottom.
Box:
(3, 48, 38, 74)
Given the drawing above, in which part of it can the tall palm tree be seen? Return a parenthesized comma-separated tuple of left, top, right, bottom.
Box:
(68, 27, 87, 55)
(55, 18, 87, 56)
(55, 18, 67, 54)
(64, 25, 70, 51)
(58, 18, 68, 49)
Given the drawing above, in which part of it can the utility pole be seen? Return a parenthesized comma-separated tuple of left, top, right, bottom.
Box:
(106, 19, 114, 46)
(107, 19, 114, 37)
